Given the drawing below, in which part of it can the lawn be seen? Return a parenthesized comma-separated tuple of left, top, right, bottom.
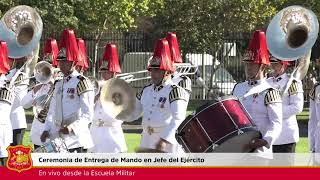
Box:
(23, 131, 310, 153)
(22, 100, 311, 153)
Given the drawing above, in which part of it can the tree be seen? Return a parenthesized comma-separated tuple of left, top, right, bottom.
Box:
(152, 0, 279, 53)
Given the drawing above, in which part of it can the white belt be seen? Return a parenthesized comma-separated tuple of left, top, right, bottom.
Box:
(143, 126, 165, 135)
(93, 119, 121, 127)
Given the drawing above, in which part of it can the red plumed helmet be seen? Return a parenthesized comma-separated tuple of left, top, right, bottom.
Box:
(101, 43, 121, 73)
(148, 38, 174, 72)
(57, 29, 78, 62)
(43, 38, 59, 67)
(76, 38, 89, 71)
(0, 41, 10, 74)
(243, 30, 270, 65)
(166, 32, 182, 63)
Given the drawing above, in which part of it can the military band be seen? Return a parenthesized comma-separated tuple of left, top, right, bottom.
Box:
(0, 5, 319, 170)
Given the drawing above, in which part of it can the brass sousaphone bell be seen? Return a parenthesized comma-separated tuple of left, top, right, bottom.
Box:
(0, 5, 43, 58)
(266, 5, 319, 61)
(100, 78, 136, 120)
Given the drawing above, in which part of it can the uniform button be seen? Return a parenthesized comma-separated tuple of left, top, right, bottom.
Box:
(150, 111, 152, 114)
(152, 104, 154, 107)
(148, 118, 150, 120)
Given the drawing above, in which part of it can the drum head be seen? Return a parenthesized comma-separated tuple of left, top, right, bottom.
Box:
(212, 128, 261, 152)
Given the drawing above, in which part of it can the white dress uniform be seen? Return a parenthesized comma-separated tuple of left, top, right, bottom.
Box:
(21, 83, 52, 146)
(6, 68, 28, 131)
(0, 74, 13, 157)
(44, 71, 94, 150)
(267, 74, 304, 145)
(232, 79, 282, 159)
(130, 78, 188, 153)
(309, 83, 320, 153)
(89, 99, 127, 153)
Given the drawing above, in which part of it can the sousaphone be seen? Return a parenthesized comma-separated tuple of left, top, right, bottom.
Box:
(266, 5, 319, 61)
(0, 5, 43, 58)
(100, 78, 136, 120)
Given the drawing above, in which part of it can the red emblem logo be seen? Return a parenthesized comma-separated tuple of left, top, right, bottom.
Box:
(6, 145, 33, 172)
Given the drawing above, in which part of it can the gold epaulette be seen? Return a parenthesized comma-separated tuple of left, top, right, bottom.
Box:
(264, 88, 282, 105)
(288, 80, 299, 96)
(310, 83, 320, 101)
(15, 73, 28, 85)
(169, 85, 188, 103)
(76, 76, 93, 95)
(136, 83, 152, 100)
(0, 87, 13, 104)
(178, 75, 192, 93)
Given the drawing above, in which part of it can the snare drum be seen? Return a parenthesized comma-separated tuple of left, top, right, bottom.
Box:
(176, 96, 261, 153)
(33, 137, 69, 153)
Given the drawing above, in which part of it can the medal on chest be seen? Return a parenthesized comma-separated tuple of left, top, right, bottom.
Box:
(67, 88, 75, 99)
(159, 97, 167, 108)
(253, 93, 259, 103)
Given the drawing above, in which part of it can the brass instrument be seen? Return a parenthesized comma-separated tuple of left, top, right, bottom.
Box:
(266, 5, 318, 61)
(14, 61, 58, 85)
(0, 5, 43, 58)
(116, 63, 198, 82)
(34, 84, 54, 123)
(266, 5, 318, 96)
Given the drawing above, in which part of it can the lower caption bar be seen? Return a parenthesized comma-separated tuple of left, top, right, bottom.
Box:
(1, 167, 320, 179)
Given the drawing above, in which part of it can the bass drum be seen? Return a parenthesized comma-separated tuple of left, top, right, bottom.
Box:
(176, 96, 261, 153)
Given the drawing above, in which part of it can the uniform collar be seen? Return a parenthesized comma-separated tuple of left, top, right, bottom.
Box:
(276, 77, 282, 82)
(273, 73, 287, 82)
(153, 78, 172, 92)
(247, 79, 264, 86)
(154, 85, 164, 91)
(64, 70, 79, 82)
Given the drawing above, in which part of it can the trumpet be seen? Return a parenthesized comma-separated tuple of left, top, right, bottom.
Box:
(14, 61, 60, 86)
(116, 63, 198, 82)
(33, 85, 54, 123)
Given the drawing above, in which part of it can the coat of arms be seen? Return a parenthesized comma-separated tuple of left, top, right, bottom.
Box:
(6, 145, 33, 172)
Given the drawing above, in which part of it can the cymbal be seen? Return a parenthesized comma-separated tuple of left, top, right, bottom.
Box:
(100, 78, 136, 120)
